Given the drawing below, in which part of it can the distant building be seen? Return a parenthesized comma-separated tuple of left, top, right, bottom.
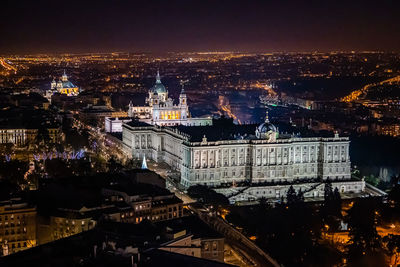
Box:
(107, 71, 212, 133)
(0, 108, 63, 146)
(0, 128, 37, 146)
(127, 71, 212, 127)
(79, 105, 127, 128)
(0, 198, 37, 256)
(0, 125, 62, 146)
(105, 117, 132, 133)
(376, 123, 400, 137)
(45, 71, 80, 102)
(51, 70, 79, 96)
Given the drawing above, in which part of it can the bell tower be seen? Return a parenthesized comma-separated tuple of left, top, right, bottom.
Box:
(179, 80, 187, 106)
(179, 80, 188, 120)
(128, 101, 134, 117)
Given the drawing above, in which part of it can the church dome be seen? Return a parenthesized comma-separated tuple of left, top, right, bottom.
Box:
(256, 111, 277, 139)
(257, 121, 277, 134)
(150, 71, 167, 94)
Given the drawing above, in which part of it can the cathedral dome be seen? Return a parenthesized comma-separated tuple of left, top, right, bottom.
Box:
(150, 71, 167, 94)
(151, 83, 166, 94)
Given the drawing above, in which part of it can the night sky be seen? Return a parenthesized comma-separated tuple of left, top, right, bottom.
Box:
(1, 0, 400, 54)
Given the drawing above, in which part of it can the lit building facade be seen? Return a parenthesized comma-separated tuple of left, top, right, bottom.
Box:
(128, 71, 212, 127)
(105, 117, 132, 133)
(102, 187, 183, 223)
(122, 113, 367, 202)
(0, 198, 37, 256)
(0, 128, 37, 146)
(0, 126, 62, 146)
(49, 209, 97, 241)
(50, 71, 79, 96)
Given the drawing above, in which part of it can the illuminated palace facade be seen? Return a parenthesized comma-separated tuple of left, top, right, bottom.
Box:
(128, 71, 212, 127)
(122, 113, 367, 203)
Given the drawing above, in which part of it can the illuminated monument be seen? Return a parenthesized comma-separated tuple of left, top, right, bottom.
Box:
(122, 110, 372, 203)
(46, 71, 80, 101)
(128, 71, 212, 126)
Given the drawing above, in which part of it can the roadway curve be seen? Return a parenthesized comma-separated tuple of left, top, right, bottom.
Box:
(190, 205, 280, 267)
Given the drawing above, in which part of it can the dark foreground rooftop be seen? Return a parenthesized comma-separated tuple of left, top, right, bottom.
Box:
(0, 218, 232, 267)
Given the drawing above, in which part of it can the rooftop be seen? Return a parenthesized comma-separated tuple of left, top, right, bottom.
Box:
(123, 117, 343, 143)
(0, 224, 231, 267)
(106, 116, 132, 121)
(175, 123, 258, 142)
(103, 182, 171, 197)
(154, 216, 223, 240)
(125, 120, 152, 127)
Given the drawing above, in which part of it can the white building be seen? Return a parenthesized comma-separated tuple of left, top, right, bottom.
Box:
(122, 113, 367, 202)
(105, 117, 132, 133)
(128, 71, 212, 127)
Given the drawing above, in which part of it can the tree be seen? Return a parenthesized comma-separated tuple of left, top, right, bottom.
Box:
(364, 174, 380, 187)
(346, 198, 385, 266)
(286, 185, 305, 207)
(258, 197, 270, 210)
(256, 186, 324, 266)
(107, 156, 123, 173)
(33, 124, 52, 152)
(0, 160, 27, 185)
(187, 185, 229, 206)
(390, 174, 400, 186)
(286, 185, 298, 206)
(0, 143, 14, 155)
(324, 180, 333, 201)
(124, 158, 140, 169)
(322, 182, 343, 232)
(389, 184, 400, 210)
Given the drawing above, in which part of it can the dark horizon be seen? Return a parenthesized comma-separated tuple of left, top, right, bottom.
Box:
(2, 0, 400, 54)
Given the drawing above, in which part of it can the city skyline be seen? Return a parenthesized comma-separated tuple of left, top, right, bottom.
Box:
(2, 1, 400, 265)
(1, 0, 400, 54)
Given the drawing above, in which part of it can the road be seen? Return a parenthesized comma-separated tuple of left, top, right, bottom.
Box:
(73, 118, 128, 163)
(0, 58, 17, 73)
